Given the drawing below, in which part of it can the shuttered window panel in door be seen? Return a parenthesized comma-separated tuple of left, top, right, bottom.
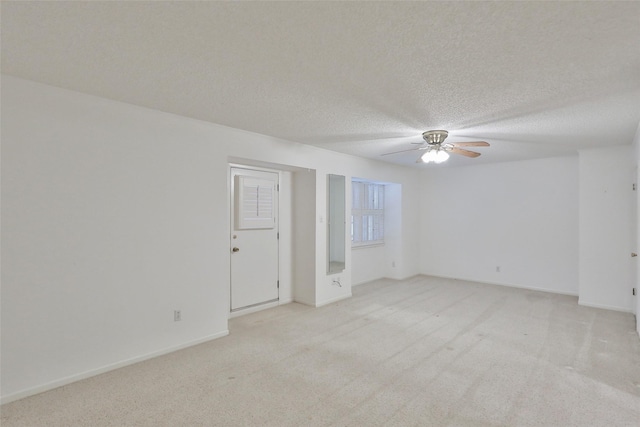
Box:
(235, 176, 275, 229)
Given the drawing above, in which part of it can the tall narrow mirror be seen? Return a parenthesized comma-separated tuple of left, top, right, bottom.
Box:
(327, 174, 346, 274)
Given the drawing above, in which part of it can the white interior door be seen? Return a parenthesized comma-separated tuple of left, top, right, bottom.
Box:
(230, 167, 279, 311)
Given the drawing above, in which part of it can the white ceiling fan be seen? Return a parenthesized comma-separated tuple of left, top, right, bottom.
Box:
(381, 130, 490, 163)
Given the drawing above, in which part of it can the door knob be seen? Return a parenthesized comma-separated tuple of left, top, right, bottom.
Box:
(632, 253, 638, 257)
(232, 247, 240, 253)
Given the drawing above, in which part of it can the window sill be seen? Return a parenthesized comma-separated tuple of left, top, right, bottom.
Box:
(351, 242, 385, 250)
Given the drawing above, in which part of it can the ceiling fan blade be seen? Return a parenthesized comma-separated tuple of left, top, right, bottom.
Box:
(451, 141, 490, 147)
(449, 147, 481, 158)
(380, 146, 426, 156)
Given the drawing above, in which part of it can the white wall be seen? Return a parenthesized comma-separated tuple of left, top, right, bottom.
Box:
(292, 169, 316, 305)
(419, 156, 580, 295)
(1, 78, 231, 403)
(351, 182, 405, 286)
(0, 76, 421, 402)
(278, 171, 294, 304)
(578, 146, 634, 312)
(384, 182, 414, 280)
(352, 246, 387, 285)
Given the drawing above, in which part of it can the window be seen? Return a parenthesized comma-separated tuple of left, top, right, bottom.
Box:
(351, 181, 384, 246)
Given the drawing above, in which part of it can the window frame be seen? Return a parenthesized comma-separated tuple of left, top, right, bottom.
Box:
(351, 180, 385, 248)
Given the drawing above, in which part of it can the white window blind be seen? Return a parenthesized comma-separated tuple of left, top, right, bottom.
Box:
(235, 176, 275, 229)
(351, 181, 384, 246)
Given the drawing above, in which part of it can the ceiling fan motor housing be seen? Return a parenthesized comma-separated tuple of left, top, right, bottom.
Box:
(423, 130, 449, 145)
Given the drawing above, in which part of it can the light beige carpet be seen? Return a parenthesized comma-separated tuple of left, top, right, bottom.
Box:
(2, 276, 640, 426)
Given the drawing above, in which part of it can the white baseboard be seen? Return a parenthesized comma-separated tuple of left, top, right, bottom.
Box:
(315, 293, 352, 307)
(386, 274, 423, 282)
(229, 300, 280, 318)
(353, 274, 421, 287)
(578, 300, 632, 313)
(0, 330, 229, 405)
(292, 295, 315, 306)
(420, 273, 579, 297)
(421, 274, 634, 314)
(228, 298, 293, 319)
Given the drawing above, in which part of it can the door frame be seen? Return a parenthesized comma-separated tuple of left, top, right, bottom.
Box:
(229, 163, 282, 317)
(633, 165, 639, 333)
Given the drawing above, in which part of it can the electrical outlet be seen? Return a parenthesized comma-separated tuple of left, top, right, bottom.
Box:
(174, 310, 181, 321)
(496, 266, 501, 273)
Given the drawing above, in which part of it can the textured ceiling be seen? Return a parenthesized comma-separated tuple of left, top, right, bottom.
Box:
(2, 1, 640, 167)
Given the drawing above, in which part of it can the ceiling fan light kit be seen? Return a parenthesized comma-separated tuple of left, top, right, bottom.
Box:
(382, 129, 490, 164)
(421, 148, 450, 163)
